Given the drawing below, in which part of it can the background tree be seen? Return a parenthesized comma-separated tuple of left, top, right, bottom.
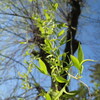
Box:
(89, 64, 100, 100)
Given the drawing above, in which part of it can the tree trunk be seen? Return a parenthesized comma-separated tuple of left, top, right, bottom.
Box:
(58, 0, 82, 92)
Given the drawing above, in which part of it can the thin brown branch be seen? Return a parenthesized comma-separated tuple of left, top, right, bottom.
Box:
(0, 12, 31, 19)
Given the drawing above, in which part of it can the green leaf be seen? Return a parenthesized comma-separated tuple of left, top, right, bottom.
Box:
(44, 93, 52, 100)
(59, 35, 66, 45)
(55, 88, 64, 100)
(18, 72, 26, 78)
(44, 39, 52, 48)
(70, 55, 80, 70)
(78, 43, 84, 62)
(62, 23, 68, 27)
(29, 0, 36, 2)
(64, 89, 77, 95)
(80, 65, 84, 74)
(39, 59, 48, 75)
(29, 0, 33, 2)
(63, 90, 80, 99)
(33, 63, 47, 75)
(45, 13, 50, 20)
(78, 59, 95, 74)
(20, 42, 27, 44)
(55, 82, 69, 100)
(58, 29, 65, 37)
(54, 3, 58, 10)
(55, 76, 68, 83)
(80, 59, 95, 65)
